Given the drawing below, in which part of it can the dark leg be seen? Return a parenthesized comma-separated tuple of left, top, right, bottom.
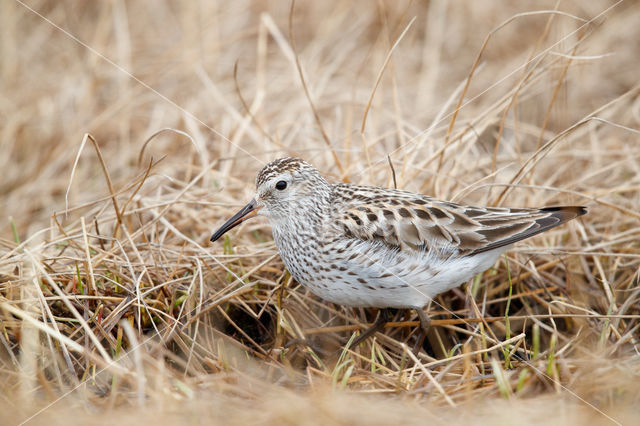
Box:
(349, 308, 393, 348)
(283, 338, 327, 355)
(412, 308, 431, 354)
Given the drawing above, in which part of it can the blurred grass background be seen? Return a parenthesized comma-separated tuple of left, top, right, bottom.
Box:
(1, 1, 639, 424)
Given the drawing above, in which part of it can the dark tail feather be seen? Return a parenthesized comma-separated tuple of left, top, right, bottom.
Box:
(471, 206, 587, 254)
(540, 206, 587, 222)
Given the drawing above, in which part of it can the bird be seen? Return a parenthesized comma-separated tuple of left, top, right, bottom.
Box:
(210, 157, 586, 349)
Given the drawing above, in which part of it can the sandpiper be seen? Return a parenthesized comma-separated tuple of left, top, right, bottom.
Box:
(210, 157, 586, 347)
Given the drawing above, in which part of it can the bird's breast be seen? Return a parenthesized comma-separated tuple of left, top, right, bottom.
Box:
(272, 225, 322, 285)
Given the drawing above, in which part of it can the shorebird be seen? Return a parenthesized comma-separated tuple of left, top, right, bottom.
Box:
(210, 157, 586, 348)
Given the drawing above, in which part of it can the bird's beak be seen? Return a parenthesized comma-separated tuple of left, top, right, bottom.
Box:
(210, 198, 260, 242)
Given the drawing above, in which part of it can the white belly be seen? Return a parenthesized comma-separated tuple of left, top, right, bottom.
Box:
(283, 238, 507, 309)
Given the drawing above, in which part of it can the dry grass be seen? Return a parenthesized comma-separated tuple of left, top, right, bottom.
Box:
(1, 1, 639, 424)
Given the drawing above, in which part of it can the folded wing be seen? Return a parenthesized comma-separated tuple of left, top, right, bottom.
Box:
(334, 187, 585, 256)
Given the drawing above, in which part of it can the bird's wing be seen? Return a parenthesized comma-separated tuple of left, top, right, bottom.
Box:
(332, 185, 585, 255)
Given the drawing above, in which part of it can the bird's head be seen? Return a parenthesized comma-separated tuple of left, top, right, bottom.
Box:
(210, 157, 330, 242)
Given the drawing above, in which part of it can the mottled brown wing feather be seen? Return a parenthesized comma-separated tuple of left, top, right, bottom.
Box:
(334, 185, 586, 256)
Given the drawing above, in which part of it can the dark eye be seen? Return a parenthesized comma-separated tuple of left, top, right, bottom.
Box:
(275, 180, 287, 190)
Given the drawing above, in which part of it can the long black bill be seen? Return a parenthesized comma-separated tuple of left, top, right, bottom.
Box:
(210, 199, 259, 242)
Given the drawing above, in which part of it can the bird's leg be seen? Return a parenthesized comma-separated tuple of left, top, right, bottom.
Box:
(349, 308, 392, 348)
(282, 338, 331, 357)
(412, 308, 431, 355)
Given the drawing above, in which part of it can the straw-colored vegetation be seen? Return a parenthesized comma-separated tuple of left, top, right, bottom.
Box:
(1, 1, 639, 424)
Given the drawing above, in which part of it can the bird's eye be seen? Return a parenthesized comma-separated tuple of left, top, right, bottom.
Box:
(275, 180, 287, 190)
